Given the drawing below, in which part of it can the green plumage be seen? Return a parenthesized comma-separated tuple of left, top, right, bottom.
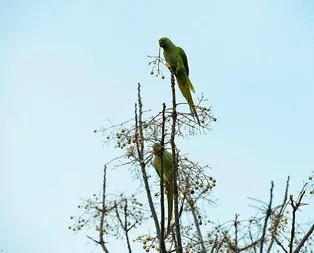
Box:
(152, 143, 174, 232)
(159, 37, 200, 125)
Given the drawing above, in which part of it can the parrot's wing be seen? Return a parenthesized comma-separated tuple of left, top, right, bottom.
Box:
(163, 151, 174, 176)
(178, 47, 189, 76)
(178, 47, 195, 93)
(153, 157, 162, 178)
(153, 147, 174, 232)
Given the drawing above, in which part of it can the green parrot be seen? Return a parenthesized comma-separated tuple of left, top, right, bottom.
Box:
(159, 37, 201, 125)
(152, 143, 174, 232)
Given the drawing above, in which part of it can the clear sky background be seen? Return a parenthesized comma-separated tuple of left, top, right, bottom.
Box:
(1, 1, 314, 252)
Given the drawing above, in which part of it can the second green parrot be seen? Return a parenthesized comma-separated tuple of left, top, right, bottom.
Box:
(152, 143, 174, 232)
(159, 37, 200, 125)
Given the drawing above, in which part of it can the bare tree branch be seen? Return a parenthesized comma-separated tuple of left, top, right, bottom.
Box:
(293, 223, 314, 253)
(190, 205, 206, 252)
(289, 190, 306, 253)
(159, 103, 166, 252)
(260, 181, 274, 253)
(99, 166, 110, 253)
(135, 83, 160, 236)
(267, 176, 290, 253)
(170, 71, 183, 253)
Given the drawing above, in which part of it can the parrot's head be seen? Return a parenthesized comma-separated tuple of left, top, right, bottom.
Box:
(152, 143, 163, 156)
(159, 37, 173, 49)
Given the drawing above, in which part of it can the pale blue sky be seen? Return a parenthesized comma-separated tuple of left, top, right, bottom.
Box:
(1, 1, 314, 252)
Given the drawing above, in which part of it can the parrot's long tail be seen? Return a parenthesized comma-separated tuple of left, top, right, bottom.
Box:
(186, 78, 201, 125)
(177, 76, 201, 125)
(189, 104, 201, 125)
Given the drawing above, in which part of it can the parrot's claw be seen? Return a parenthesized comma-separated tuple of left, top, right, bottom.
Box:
(166, 63, 177, 75)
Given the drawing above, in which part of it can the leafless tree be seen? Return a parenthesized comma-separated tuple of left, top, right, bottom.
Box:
(69, 58, 314, 253)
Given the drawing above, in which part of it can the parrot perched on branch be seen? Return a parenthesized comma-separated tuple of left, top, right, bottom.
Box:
(159, 37, 201, 125)
(152, 143, 174, 232)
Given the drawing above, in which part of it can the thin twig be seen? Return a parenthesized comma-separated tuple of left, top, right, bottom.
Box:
(274, 237, 288, 253)
(99, 166, 109, 253)
(209, 236, 218, 253)
(159, 103, 167, 252)
(239, 239, 260, 251)
(114, 199, 132, 253)
(267, 176, 290, 253)
(234, 214, 239, 253)
(87, 235, 100, 244)
(260, 181, 274, 253)
(124, 200, 133, 253)
(135, 83, 160, 236)
(289, 190, 306, 253)
(292, 223, 314, 253)
(190, 205, 206, 252)
(249, 230, 257, 253)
